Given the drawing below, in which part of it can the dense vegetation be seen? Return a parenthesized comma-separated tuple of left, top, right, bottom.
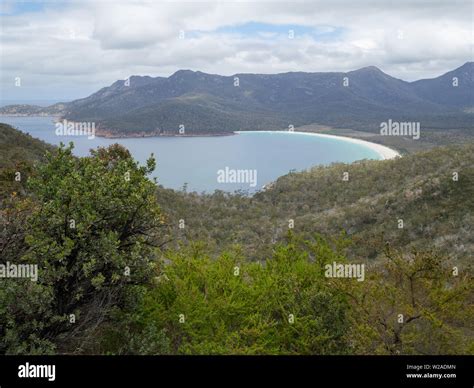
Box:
(98, 237, 472, 355)
(1, 142, 165, 353)
(158, 143, 474, 264)
(0, 124, 472, 355)
(0, 123, 53, 169)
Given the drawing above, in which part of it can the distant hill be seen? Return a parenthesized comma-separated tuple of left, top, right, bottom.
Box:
(0, 103, 67, 117)
(411, 62, 474, 110)
(1, 63, 472, 135)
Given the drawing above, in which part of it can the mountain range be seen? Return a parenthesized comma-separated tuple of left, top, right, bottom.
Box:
(1, 62, 472, 136)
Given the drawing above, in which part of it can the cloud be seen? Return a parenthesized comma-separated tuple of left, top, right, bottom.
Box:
(0, 0, 472, 101)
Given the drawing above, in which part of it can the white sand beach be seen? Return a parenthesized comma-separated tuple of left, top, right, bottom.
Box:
(235, 131, 401, 160)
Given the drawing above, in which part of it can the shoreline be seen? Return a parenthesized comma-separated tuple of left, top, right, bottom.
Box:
(235, 130, 401, 160)
(94, 131, 235, 138)
(0, 115, 401, 159)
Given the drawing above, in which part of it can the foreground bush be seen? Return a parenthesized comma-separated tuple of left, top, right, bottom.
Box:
(0, 143, 165, 354)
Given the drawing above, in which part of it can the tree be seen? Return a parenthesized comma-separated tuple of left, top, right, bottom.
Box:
(343, 247, 474, 355)
(0, 143, 166, 354)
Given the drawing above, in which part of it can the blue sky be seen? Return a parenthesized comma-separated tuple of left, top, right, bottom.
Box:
(1, 0, 45, 15)
(213, 22, 345, 40)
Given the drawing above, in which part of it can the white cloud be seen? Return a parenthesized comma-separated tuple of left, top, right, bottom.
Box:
(0, 0, 472, 101)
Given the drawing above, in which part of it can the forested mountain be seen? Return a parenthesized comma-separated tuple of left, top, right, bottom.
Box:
(411, 62, 474, 110)
(1, 63, 472, 135)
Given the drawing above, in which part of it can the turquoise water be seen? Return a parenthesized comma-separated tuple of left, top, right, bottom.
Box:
(1, 116, 381, 193)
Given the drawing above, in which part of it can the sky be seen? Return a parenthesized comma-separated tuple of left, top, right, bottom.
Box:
(0, 0, 472, 102)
